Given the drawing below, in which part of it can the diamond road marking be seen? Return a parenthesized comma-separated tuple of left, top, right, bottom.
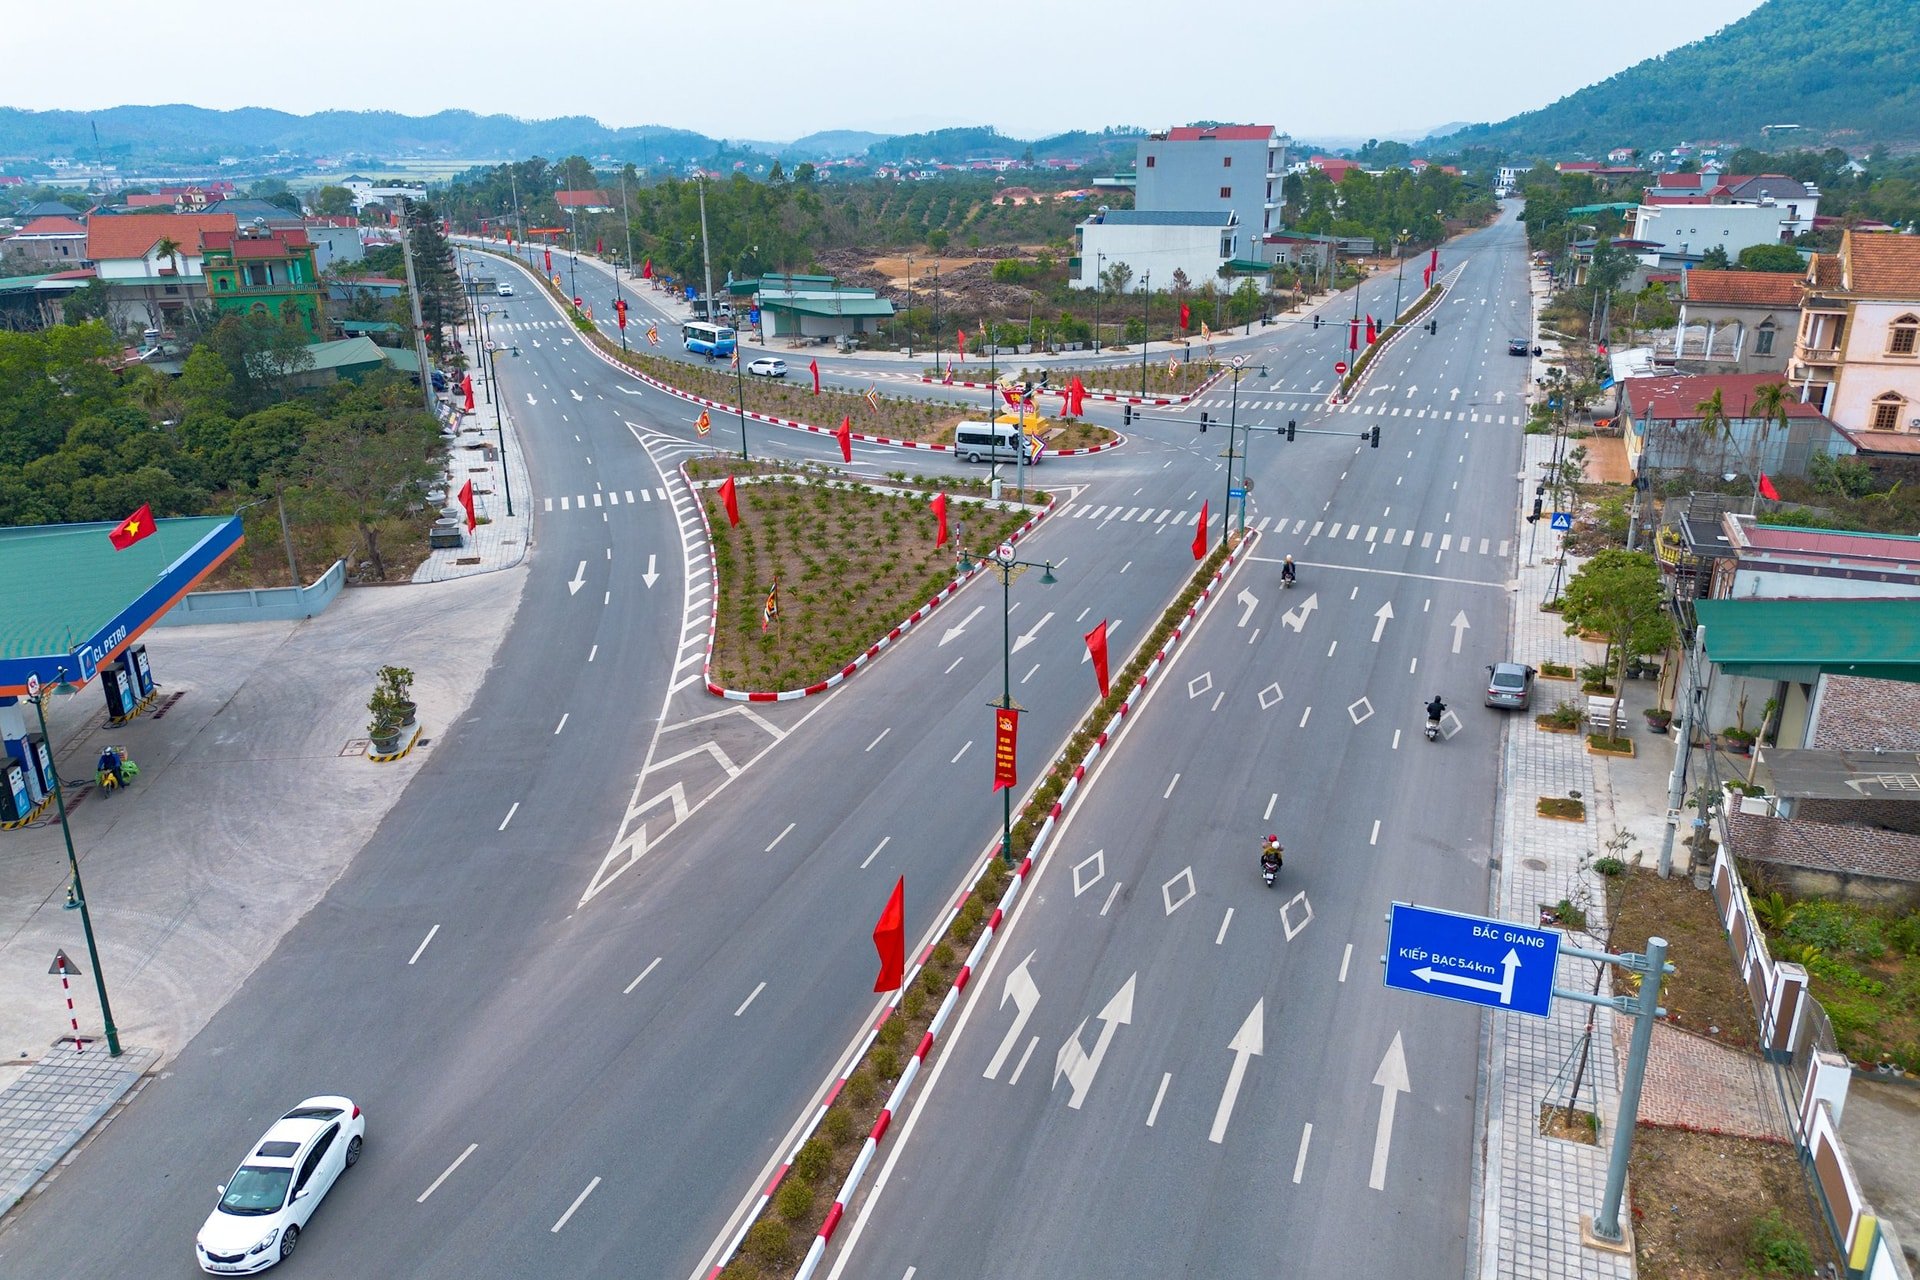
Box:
(1163, 866, 1196, 915)
(1348, 697, 1375, 725)
(1280, 890, 1314, 940)
(1187, 671, 1214, 699)
(1258, 682, 1284, 710)
(1073, 849, 1107, 897)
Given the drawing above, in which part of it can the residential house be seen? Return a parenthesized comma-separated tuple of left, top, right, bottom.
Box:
(1626, 173, 1821, 265)
(1789, 230, 1920, 452)
(200, 225, 324, 337)
(84, 211, 236, 336)
(302, 217, 364, 272)
(555, 190, 614, 214)
(1669, 269, 1801, 373)
(1307, 156, 1360, 185)
(339, 176, 426, 211)
(1708, 513, 1920, 601)
(203, 197, 304, 229)
(13, 200, 81, 220)
(2, 215, 87, 265)
(1620, 370, 1853, 482)
(1072, 209, 1238, 293)
(1129, 125, 1289, 262)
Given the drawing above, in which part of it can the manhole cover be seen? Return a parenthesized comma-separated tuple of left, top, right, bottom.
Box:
(1523, 857, 1548, 871)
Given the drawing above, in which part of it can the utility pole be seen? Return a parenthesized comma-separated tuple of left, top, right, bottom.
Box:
(397, 203, 436, 418)
(697, 178, 717, 335)
(619, 166, 635, 289)
(1139, 272, 1150, 398)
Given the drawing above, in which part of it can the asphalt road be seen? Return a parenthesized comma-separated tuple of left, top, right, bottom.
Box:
(0, 212, 1531, 1279)
(823, 210, 1539, 1278)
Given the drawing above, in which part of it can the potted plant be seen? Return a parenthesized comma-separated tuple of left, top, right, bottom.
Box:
(1720, 725, 1756, 755)
(368, 686, 403, 755)
(1643, 707, 1672, 734)
(377, 666, 416, 729)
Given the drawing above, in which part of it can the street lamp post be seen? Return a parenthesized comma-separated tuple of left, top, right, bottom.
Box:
(732, 340, 750, 462)
(1392, 228, 1410, 323)
(932, 260, 942, 374)
(956, 540, 1057, 865)
(30, 672, 121, 1057)
(481, 308, 515, 516)
(1092, 252, 1106, 355)
(903, 255, 915, 358)
(1139, 272, 1150, 397)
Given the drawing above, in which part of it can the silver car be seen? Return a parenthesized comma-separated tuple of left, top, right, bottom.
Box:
(1485, 662, 1536, 709)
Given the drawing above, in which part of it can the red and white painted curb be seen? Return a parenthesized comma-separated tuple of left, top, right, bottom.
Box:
(577, 332, 1127, 457)
(1325, 267, 1458, 407)
(919, 363, 1228, 406)
(682, 474, 1057, 702)
(700, 532, 1258, 1280)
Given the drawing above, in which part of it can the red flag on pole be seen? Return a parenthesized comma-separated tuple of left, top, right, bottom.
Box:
(544, 248, 552, 274)
(956, 328, 968, 358)
(1179, 302, 1191, 331)
(1348, 318, 1360, 352)
(1758, 474, 1781, 501)
(809, 359, 820, 395)
(992, 708, 1020, 792)
(642, 258, 653, 280)
(835, 415, 852, 463)
(871, 877, 905, 992)
(595, 237, 603, 256)
(1085, 620, 1110, 697)
(718, 476, 740, 526)
(1192, 500, 1210, 560)
(930, 492, 948, 547)
(1365, 315, 1378, 345)
(457, 480, 477, 533)
(462, 374, 475, 411)
(107, 503, 156, 550)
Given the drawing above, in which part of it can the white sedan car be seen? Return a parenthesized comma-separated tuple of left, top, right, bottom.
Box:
(196, 1096, 365, 1273)
(747, 357, 787, 378)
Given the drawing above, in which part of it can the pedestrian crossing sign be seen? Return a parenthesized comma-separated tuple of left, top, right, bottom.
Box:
(1550, 512, 1572, 531)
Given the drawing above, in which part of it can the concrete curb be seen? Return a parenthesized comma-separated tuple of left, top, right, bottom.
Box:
(682, 475, 1056, 702)
(917, 363, 1229, 407)
(1327, 267, 1459, 407)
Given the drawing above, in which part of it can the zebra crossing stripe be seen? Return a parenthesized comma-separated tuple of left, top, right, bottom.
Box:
(626, 490, 636, 502)
(1346, 524, 1360, 540)
(560, 496, 571, 510)
(544, 497, 554, 511)
(1401, 529, 1414, 546)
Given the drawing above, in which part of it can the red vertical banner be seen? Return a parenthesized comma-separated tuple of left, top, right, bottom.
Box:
(992, 708, 1020, 792)
(1348, 317, 1360, 352)
(718, 475, 740, 526)
(809, 359, 820, 395)
(1085, 620, 1110, 697)
(544, 248, 552, 274)
(929, 492, 948, 547)
(1192, 500, 1210, 560)
(835, 415, 852, 462)
(871, 877, 905, 992)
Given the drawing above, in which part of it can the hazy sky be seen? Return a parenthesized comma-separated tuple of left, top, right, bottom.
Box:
(17, 0, 1767, 143)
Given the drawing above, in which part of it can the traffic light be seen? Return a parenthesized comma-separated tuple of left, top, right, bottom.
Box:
(1528, 496, 1543, 524)
(1285, 419, 1296, 442)
(1199, 411, 1209, 433)
(1123, 404, 1133, 426)
(1426, 319, 1438, 335)
(1369, 426, 1381, 448)
(1313, 315, 1322, 330)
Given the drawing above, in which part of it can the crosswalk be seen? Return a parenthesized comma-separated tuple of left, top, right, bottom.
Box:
(1059, 503, 1512, 561)
(1186, 394, 1520, 425)
(543, 487, 671, 512)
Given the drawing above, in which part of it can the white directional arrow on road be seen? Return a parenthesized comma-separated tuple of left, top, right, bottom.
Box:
(1371, 601, 1394, 643)
(1369, 1032, 1411, 1190)
(1405, 386, 1418, 399)
(1281, 593, 1318, 633)
(983, 952, 1040, 1082)
(641, 554, 660, 589)
(1053, 973, 1136, 1110)
(1236, 588, 1259, 628)
(1208, 999, 1264, 1144)
(1449, 610, 1470, 654)
(570, 389, 584, 402)
(567, 561, 587, 596)
(617, 385, 643, 395)
(1449, 387, 1460, 401)
(1495, 390, 1508, 405)
(1010, 610, 1054, 654)
(940, 604, 986, 647)
(525, 392, 538, 407)
(1411, 948, 1522, 1005)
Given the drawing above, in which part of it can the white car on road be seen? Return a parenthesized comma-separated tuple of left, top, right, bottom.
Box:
(747, 357, 787, 378)
(195, 1096, 365, 1273)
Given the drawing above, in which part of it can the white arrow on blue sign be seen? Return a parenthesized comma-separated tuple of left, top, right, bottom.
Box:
(1383, 902, 1560, 1018)
(1549, 512, 1573, 531)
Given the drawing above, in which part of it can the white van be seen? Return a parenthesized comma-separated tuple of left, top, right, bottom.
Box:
(954, 421, 1040, 465)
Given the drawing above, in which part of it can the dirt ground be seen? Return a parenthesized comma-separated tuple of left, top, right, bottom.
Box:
(1629, 1127, 1840, 1279)
(1610, 867, 1761, 1052)
(1583, 434, 1633, 484)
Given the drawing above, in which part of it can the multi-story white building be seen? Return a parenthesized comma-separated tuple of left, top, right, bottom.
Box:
(1072, 210, 1239, 293)
(1790, 230, 1920, 442)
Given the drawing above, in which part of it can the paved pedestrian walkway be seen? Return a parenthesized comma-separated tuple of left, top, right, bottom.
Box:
(1617, 1023, 1789, 1141)
(414, 318, 534, 583)
(0, 1045, 157, 1218)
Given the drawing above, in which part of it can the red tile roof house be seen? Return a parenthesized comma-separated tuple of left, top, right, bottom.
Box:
(556, 189, 613, 213)
(3, 215, 88, 265)
(1669, 268, 1803, 374)
(1619, 369, 1852, 482)
(83, 211, 236, 336)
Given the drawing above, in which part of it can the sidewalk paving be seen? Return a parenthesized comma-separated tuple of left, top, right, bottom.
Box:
(414, 317, 534, 583)
(0, 1046, 157, 1218)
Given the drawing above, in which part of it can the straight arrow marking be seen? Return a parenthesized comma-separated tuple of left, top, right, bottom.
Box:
(642, 553, 660, 588)
(1369, 1031, 1411, 1190)
(1209, 999, 1265, 1144)
(983, 952, 1040, 1082)
(1449, 610, 1470, 654)
(1052, 973, 1136, 1109)
(1371, 601, 1394, 643)
(1010, 610, 1054, 654)
(940, 604, 986, 646)
(568, 561, 587, 595)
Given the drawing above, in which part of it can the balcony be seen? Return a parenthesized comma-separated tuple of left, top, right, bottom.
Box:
(1794, 345, 1840, 365)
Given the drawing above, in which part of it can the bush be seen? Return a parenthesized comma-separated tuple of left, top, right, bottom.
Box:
(1887, 912, 1920, 958)
(1783, 900, 1886, 959)
(868, 1045, 901, 1081)
(876, 1014, 907, 1049)
(743, 1220, 792, 1267)
(1744, 1208, 1813, 1276)
(791, 1137, 830, 1183)
(1593, 857, 1625, 877)
(773, 1175, 814, 1224)
(822, 1106, 855, 1145)
(902, 986, 927, 1019)
(844, 1067, 876, 1106)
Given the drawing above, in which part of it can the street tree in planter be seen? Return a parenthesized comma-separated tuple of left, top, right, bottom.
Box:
(1557, 549, 1675, 737)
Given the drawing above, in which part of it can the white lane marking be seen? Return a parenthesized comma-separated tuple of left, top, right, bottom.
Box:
(1264, 793, 1277, 820)
(766, 822, 796, 852)
(624, 957, 663, 994)
(1007, 1036, 1039, 1087)
(1100, 882, 1123, 916)
(408, 925, 440, 966)
(1293, 1123, 1313, 1183)
(1021, 663, 1041, 684)
(945, 656, 964, 674)
(1340, 943, 1353, 983)
(1216, 908, 1234, 944)
(1299, 706, 1312, 728)
(1146, 1073, 1173, 1127)
(554, 713, 569, 735)
(866, 728, 890, 753)
(1328, 641, 1338, 658)
(735, 982, 767, 1017)
(587, 644, 598, 663)
(952, 741, 972, 764)
(1392, 728, 1402, 750)
(1163, 773, 1181, 799)
(551, 1177, 601, 1232)
(1370, 819, 1381, 846)
(417, 1143, 478, 1203)
(498, 802, 519, 831)
(862, 837, 890, 869)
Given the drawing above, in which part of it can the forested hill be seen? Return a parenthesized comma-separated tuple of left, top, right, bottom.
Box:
(1432, 0, 1920, 157)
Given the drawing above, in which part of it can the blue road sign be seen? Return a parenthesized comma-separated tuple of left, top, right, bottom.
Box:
(1383, 902, 1561, 1018)
(1549, 511, 1573, 531)
(1229, 487, 1247, 499)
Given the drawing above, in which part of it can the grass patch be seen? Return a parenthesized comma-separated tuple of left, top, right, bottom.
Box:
(1759, 894, 1920, 1072)
(933, 361, 1219, 398)
(1537, 796, 1586, 821)
(1537, 700, 1583, 732)
(699, 469, 1040, 692)
(1586, 733, 1634, 756)
(1628, 1127, 1838, 1280)
(1609, 868, 1759, 1049)
(1539, 661, 1574, 679)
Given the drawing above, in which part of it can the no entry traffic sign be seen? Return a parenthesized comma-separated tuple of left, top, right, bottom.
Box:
(1334, 361, 1349, 375)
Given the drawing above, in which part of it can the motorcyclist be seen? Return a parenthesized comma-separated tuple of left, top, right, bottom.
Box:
(1260, 835, 1283, 874)
(1281, 556, 1297, 584)
(96, 746, 125, 790)
(1426, 695, 1447, 725)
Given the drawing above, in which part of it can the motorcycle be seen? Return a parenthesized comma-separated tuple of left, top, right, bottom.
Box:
(1425, 716, 1442, 742)
(1259, 837, 1283, 887)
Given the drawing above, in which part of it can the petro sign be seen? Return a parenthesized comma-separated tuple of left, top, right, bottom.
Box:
(1383, 902, 1561, 1018)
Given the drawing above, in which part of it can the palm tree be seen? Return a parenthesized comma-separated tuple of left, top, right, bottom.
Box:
(1748, 380, 1792, 510)
(1693, 387, 1730, 476)
(153, 235, 183, 278)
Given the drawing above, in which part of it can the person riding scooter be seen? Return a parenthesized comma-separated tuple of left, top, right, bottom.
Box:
(1281, 556, 1297, 587)
(1425, 695, 1447, 741)
(1259, 835, 1284, 881)
(96, 746, 127, 791)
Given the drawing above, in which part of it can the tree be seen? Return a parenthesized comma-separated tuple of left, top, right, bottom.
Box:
(1734, 242, 1804, 273)
(1558, 549, 1676, 733)
(1749, 380, 1793, 493)
(200, 313, 315, 414)
(296, 406, 441, 581)
(154, 236, 184, 279)
(1229, 277, 1262, 327)
(793, 162, 816, 185)
(60, 279, 111, 326)
(767, 161, 786, 184)
(313, 185, 355, 218)
(1700, 245, 1732, 269)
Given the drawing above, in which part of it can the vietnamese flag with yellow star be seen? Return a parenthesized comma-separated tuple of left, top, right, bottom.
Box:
(108, 503, 156, 550)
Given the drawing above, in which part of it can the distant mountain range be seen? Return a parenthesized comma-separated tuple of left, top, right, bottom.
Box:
(1430, 0, 1920, 156)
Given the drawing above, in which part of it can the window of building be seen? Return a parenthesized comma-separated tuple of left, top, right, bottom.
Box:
(1222, 157, 1232, 168)
(1145, 155, 1155, 169)
(1754, 324, 1774, 355)
(1871, 392, 1907, 432)
(1890, 313, 1918, 356)
(1220, 186, 1231, 199)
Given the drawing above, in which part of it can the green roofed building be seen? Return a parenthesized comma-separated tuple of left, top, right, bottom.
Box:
(748, 273, 896, 341)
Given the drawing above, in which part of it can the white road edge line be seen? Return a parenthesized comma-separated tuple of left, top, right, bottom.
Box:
(498, 802, 519, 831)
(408, 925, 439, 966)
(417, 1142, 478, 1203)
